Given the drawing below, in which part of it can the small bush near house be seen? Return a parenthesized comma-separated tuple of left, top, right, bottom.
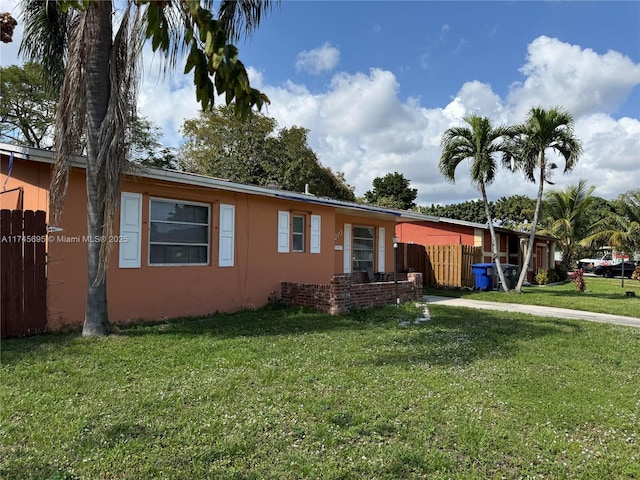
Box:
(549, 266, 568, 283)
(534, 268, 566, 285)
(534, 268, 549, 285)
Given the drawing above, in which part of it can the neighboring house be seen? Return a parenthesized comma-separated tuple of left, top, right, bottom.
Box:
(1, 144, 399, 330)
(395, 212, 557, 283)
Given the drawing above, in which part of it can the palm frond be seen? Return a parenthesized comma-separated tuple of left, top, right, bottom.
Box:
(218, 0, 278, 42)
(50, 11, 87, 224)
(19, 0, 70, 94)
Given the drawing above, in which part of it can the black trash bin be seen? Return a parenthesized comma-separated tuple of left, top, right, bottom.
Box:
(498, 263, 519, 291)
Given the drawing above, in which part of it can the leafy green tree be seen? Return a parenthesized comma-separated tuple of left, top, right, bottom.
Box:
(181, 104, 276, 180)
(440, 115, 516, 292)
(20, 0, 275, 336)
(181, 105, 355, 200)
(364, 172, 417, 210)
(505, 106, 582, 292)
(417, 199, 489, 223)
(541, 180, 594, 270)
(129, 115, 178, 168)
(0, 62, 168, 162)
(0, 62, 56, 148)
(493, 195, 536, 230)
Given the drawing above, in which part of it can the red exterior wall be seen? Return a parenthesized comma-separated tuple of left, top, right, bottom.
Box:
(396, 221, 475, 246)
(396, 218, 551, 283)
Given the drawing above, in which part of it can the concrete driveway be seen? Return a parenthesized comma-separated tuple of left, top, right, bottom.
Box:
(424, 295, 640, 328)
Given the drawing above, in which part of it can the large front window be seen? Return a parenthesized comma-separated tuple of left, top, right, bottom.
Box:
(149, 199, 210, 265)
(353, 226, 374, 271)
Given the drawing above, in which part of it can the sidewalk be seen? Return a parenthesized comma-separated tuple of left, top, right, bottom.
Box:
(423, 295, 640, 328)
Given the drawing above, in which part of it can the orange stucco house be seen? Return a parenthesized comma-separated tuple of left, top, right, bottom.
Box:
(396, 211, 557, 283)
(1, 144, 401, 330)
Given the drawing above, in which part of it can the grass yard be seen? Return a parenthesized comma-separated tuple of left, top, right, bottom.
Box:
(425, 276, 640, 318)
(1, 303, 639, 479)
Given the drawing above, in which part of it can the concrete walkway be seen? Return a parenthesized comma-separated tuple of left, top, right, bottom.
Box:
(424, 295, 640, 328)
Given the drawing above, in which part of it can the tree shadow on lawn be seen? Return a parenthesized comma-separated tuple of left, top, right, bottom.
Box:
(0, 306, 384, 364)
(118, 305, 373, 339)
(365, 305, 585, 368)
(0, 331, 83, 365)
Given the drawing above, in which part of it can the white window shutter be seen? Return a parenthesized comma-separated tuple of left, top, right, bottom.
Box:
(218, 204, 235, 267)
(119, 192, 142, 268)
(310, 214, 321, 254)
(378, 227, 385, 272)
(343, 223, 352, 273)
(278, 211, 290, 253)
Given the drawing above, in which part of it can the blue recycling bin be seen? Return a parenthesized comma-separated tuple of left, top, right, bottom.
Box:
(471, 263, 494, 290)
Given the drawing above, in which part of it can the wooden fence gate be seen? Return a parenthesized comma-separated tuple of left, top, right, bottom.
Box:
(425, 245, 482, 288)
(0, 209, 47, 338)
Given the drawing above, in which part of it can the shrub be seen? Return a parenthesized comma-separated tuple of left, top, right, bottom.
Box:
(535, 268, 549, 285)
(551, 266, 568, 282)
(571, 268, 586, 292)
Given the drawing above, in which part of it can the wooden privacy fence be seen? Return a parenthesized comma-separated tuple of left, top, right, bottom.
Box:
(1, 209, 47, 338)
(425, 244, 482, 288)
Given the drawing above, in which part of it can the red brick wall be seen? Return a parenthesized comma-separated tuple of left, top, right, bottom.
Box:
(281, 272, 423, 314)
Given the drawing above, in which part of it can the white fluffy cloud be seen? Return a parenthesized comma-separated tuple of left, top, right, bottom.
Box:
(508, 36, 640, 121)
(251, 36, 640, 205)
(1, 9, 637, 207)
(295, 42, 340, 75)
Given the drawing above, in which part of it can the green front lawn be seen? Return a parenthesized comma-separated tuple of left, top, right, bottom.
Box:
(425, 276, 640, 318)
(2, 304, 639, 479)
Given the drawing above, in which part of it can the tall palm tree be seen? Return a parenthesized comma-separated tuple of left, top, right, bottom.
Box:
(19, 0, 275, 336)
(583, 189, 640, 259)
(541, 180, 594, 271)
(504, 106, 582, 292)
(440, 115, 516, 292)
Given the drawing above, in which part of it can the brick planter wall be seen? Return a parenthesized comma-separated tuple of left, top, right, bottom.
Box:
(281, 272, 423, 314)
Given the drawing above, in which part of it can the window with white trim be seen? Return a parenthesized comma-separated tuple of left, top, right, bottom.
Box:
(149, 198, 210, 265)
(353, 226, 375, 271)
(292, 215, 305, 252)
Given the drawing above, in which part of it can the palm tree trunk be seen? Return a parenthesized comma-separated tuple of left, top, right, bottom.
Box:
(515, 152, 545, 292)
(481, 183, 509, 292)
(82, 2, 112, 336)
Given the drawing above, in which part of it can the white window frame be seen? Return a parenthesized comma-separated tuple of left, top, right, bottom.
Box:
(352, 225, 375, 272)
(148, 197, 211, 266)
(292, 214, 305, 253)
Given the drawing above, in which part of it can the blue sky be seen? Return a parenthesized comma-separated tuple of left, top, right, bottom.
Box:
(1, 0, 639, 206)
(240, 1, 640, 118)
